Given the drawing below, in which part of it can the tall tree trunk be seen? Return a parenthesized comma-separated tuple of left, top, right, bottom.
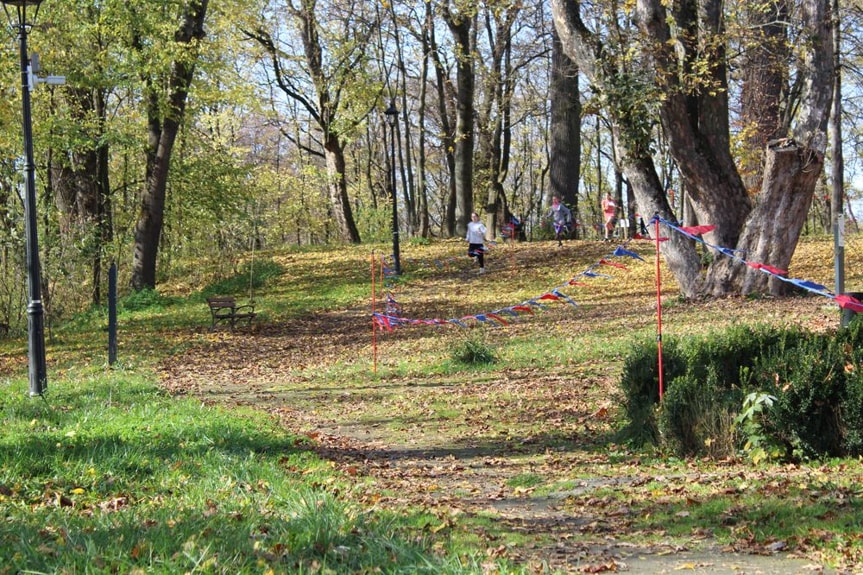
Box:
(477, 4, 519, 239)
(324, 135, 360, 243)
(551, 0, 702, 296)
(416, 4, 432, 238)
(636, 0, 832, 296)
(612, 131, 704, 296)
(442, 6, 476, 238)
(389, 2, 417, 238)
(739, 0, 790, 191)
(52, 85, 113, 305)
(703, 0, 833, 295)
(427, 2, 457, 237)
(638, 0, 752, 254)
(246, 0, 366, 244)
(130, 0, 209, 291)
(549, 25, 581, 232)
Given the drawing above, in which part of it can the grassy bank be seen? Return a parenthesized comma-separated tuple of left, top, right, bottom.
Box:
(0, 366, 512, 574)
(1, 236, 862, 573)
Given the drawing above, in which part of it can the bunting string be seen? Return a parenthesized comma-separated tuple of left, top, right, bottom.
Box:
(373, 240, 647, 332)
(652, 215, 863, 313)
(374, 215, 856, 332)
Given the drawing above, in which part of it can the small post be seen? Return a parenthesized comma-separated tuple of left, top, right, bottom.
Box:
(384, 100, 401, 275)
(654, 214, 664, 401)
(108, 263, 117, 365)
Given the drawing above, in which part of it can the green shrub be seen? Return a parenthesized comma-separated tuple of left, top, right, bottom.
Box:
(755, 333, 847, 459)
(450, 330, 497, 365)
(658, 375, 711, 455)
(841, 368, 863, 456)
(681, 324, 805, 387)
(617, 337, 685, 445)
(658, 369, 741, 458)
(120, 288, 176, 312)
(202, 259, 284, 298)
(618, 323, 834, 458)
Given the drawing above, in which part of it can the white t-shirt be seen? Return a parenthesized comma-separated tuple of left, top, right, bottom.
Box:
(466, 221, 487, 244)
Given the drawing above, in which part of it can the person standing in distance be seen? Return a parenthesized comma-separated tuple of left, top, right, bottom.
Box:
(547, 195, 573, 246)
(601, 193, 617, 241)
(466, 212, 488, 273)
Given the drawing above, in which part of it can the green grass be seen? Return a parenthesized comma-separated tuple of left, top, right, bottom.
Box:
(550, 463, 863, 550)
(2, 238, 862, 572)
(0, 369, 514, 574)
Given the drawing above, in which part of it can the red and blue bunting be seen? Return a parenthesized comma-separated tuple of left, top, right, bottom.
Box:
(373, 218, 855, 332)
(372, 242, 645, 331)
(653, 215, 856, 310)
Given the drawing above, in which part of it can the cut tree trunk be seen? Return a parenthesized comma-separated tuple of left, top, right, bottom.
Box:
(705, 139, 823, 295)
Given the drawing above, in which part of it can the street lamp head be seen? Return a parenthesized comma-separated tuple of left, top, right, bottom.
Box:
(1, 0, 43, 27)
(384, 100, 398, 127)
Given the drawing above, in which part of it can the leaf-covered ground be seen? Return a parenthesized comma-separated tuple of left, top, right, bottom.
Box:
(160, 238, 862, 574)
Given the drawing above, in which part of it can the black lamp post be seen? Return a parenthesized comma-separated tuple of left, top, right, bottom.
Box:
(384, 100, 401, 276)
(3, 0, 47, 396)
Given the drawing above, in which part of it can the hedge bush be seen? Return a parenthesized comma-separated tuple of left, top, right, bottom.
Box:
(618, 318, 863, 460)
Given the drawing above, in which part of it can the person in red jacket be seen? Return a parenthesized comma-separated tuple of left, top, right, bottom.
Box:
(601, 193, 616, 241)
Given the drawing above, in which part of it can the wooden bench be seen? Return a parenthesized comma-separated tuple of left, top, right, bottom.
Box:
(206, 296, 256, 331)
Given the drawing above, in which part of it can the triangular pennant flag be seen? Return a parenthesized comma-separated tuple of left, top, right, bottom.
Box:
(679, 225, 716, 236)
(746, 262, 788, 276)
(612, 246, 646, 262)
(790, 279, 829, 292)
(374, 313, 393, 332)
(486, 313, 509, 325)
(836, 294, 863, 313)
(599, 258, 628, 270)
(551, 289, 578, 307)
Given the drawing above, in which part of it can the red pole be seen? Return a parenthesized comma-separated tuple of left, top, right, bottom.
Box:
(654, 217, 664, 400)
(371, 251, 377, 374)
(508, 223, 517, 271)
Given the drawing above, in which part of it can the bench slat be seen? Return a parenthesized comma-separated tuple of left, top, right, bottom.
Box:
(206, 296, 256, 331)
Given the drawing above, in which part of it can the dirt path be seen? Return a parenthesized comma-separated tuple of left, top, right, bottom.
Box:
(159, 294, 843, 574)
(162, 248, 852, 575)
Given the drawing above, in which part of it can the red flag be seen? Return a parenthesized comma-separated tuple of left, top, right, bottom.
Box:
(375, 315, 393, 331)
(680, 225, 716, 235)
(486, 313, 509, 326)
(599, 259, 628, 270)
(746, 262, 788, 276)
(836, 294, 863, 313)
